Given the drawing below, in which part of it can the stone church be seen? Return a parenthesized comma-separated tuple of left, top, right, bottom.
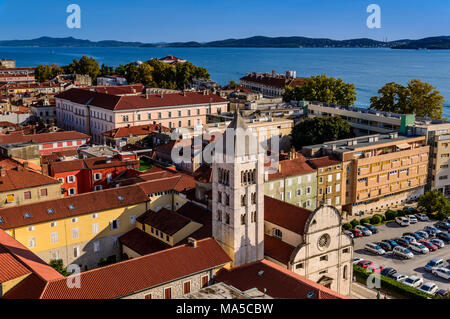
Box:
(212, 110, 353, 296)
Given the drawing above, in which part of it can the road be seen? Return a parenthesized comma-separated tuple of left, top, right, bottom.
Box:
(353, 220, 450, 292)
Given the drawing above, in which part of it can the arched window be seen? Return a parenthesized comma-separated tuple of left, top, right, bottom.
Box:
(241, 214, 246, 225)
(251, 193, 257, 205)
(241, 195, 247, 207)
(274, 228, 282, 239)
(217, 210, 222, 222)
(343, 265, 348, 280)
(225, 213, 230, 225)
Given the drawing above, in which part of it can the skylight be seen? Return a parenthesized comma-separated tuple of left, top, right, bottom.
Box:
(69, 204, 75, 210)
(0, 217, 4, 223)
(118, 196, 124, 201)
(24, 212, 31, 219)
(48, 208, 55, 214)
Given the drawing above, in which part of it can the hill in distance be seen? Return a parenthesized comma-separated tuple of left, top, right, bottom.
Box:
(0, 35, 449, 49)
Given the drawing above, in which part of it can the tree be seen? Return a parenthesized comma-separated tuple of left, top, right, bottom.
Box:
(63, 56, 100, 81)
(227, 80, 239, 89)
(291, 116, 354, 148)
(283, 74, 357, 106)
(370, 79, 445, 120)
(49, 259, 71, 276)
(418, 190, 450, 220)
(35, 63, 63, 83)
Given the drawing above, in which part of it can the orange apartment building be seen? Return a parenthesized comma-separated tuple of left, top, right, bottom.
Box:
(303, 132, 430, 218)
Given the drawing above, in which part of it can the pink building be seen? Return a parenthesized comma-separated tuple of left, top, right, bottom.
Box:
(55, 88, 229, 143)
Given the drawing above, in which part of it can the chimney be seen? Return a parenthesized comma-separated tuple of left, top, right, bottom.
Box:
(187, 237, 197, 248)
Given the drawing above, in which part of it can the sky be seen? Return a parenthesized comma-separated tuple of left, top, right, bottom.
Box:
(0, 0, 449, 42)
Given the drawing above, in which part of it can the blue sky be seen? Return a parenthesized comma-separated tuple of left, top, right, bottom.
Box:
(0, 0, 449, 42)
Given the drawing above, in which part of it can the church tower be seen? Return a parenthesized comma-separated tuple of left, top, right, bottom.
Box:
(212, 110, 264, 267)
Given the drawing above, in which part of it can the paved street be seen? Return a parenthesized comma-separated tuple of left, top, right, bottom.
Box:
(353, 220, 450, 292)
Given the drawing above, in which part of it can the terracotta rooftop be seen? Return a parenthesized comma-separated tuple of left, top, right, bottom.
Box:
(56, 88, 228, 111)
(101, 124, 170, 139)
(0, 167, 60, 192)
(119, 228, 171, 256)
(85, 84, 144, 95)
(307, 156, 341, 169)
(0, 244, 31, 284)
(39, 238, 231, 299)
(268, 157, 316, 181)
(48, 156, 139, 173)
(137, 208, 194, 236)
(240, 73, 310, 89)
(193, 164, 213, 183)
(0, 131, 89, 145)
(0, 185, 148, 230)
(215, 259, 346, 299)
(264, 235, 296, 265)
(264, 196, 313, 235)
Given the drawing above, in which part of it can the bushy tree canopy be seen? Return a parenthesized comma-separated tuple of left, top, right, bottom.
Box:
(370, 79, 445, 120)
(283, 74, 357, 107)
(291, 116, 354, 148)
(418, 190, 450, 220)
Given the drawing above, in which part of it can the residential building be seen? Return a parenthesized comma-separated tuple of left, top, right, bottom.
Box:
(264, 153, 317, 210)
(97, 75, 128, 86)
(3, 82, 65, 96)
(307, 156, 343, 210)
(46, 154, 140, 196)
(0, 59, 16, 68)
(30, 99, 57, 125)
(303, 133, 430, 217)
(0, 131, 89, 155)
(154, 55, 187, 66)
(101, 123, 170, 147)
(240, 70, 310, 97)
(55, 88, 228, 143)
(0, 166, 62, 208)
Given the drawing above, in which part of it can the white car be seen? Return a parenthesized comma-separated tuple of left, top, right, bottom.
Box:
(408, 215, 418, 224)
(431, 239, 445, 248)
(419, 282, 439, 295)
(355, 225, 372, 236)
(391, 273, 408, 282)
(402, 235, 417, 244)
(353, 257, 363, 265)
(396, 217, 410, 227)
(365, 243, 386, 255)
(408, 242, 429, 254)
(393, 246, 414, 259)
(403, 276, 423, 288)
(432, 268, 450, 280)
(416, 213, 429, 221)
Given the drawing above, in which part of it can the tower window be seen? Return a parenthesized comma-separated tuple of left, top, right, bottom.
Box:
(218, 191, 222, 204)
(241, 214, 247, 225)
(274, 229, 282, 239)
(217, 210, 222, 222)
(251, 193, 257, 205)
(225, 194, 230, 206)
(251, 211, 257, 223)
(225, 213, 230, 225)
(241, 195, 247, 207)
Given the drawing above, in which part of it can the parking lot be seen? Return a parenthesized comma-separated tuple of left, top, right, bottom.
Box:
(353, 220, 450, 292)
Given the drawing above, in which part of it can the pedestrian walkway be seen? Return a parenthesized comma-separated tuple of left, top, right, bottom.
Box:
(351, 282, 394, 299)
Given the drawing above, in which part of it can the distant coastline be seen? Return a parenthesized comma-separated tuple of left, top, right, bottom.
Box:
(1, 35, 450, 49)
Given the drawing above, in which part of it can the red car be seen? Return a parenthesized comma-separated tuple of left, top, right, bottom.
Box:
(352, 229, 363, 237)
(357, 260, 373, 268)
(419, 240, 439, 252)
(367, 264, 384, 273)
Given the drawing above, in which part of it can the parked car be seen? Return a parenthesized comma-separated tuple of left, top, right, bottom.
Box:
(403, 232, 423, 241)
(402, 235, 417, 244)
(365, 243, 386, 255)
(416, 231, 429, 239)
(391, 273, 408, 282)
(431, 238, 445, 248)
(396, 217, 410, 227)
(409, 242, 429, 254)
(416, 213, 429, 221)
(394, 238, 409, 247)
(408, 215, 418, 224)
(435, 221, 450, 231)
(377, 242, 392, 252)
(352, 229, 364, 238)
(382, 239, 399, 248)
(436, 289, 449, 298)
(424, 258, 445, 272)
(343, 230, 354, 238)
(432, 268, 450, 280)
(424, 226, 440, 237)
(367, 264, 384, 273)
(355, 225, 372, 236)
(419, 240, 438, 252)
(419, 282, 439, 295)
(363, 224, 379, 234)
(353, 257, 363, 265)
(357, 260, 373, 268)
(393, 246, 414, 259)
(403, 276, 423, 288)
(380, 267, 397, 277)
(437, 232, 450, 242)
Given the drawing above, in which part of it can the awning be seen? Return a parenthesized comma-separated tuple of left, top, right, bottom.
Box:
(396, 143, 411, 150)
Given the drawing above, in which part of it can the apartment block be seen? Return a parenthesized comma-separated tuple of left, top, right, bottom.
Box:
(303, 133, 429, 218)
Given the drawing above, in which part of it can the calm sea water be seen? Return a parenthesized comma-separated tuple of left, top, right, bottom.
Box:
(1, 46, 450, 116)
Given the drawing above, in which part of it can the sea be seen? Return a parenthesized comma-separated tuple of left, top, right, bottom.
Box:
(1, 46, 450, 117)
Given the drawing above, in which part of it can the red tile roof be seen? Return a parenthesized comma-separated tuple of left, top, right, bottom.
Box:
(264, 196, 313, 235)
(215, 259, 347, 299)
(85, 84, 144, 95)
(268, 157, 316, 181)
(39, 238, 231, 299)
(2, 273, 47, 299)
(0, 229, 63, 282)
(101, 124, 170, 139)
(308, 156, 341, 169)
(264, 235, 295, 265)
(119, 228, 171, 256)
(0, 131, 89, 145)
(0, 167, 60, 192)
(193, 164, 213, 183)
(0, 185, 149, 230)
(240, 73, 310, 89)
(137, 208, 193, 236)
(0, 244, 31, 283)
(56, 88, 228, 111)
(49, 156, 138, 173)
